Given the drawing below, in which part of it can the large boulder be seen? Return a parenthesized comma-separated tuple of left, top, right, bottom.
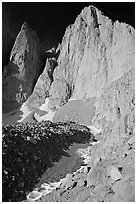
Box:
(49, 79, 71, 110)
(2, 22, 43, 113)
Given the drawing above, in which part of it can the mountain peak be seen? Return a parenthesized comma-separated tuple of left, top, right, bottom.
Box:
(21, 21, 31, 32)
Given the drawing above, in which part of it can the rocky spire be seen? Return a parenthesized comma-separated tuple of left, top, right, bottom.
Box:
(2, 22, 43, 113)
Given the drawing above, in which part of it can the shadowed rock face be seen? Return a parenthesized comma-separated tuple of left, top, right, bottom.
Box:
(2, 22, 43, 113)
(26, 51, 59, 110)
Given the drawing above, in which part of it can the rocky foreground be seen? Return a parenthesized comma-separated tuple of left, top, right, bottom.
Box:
(28, 99, 134, 202)
(2, 94, 135, 202)
(2, 121, 94, 202)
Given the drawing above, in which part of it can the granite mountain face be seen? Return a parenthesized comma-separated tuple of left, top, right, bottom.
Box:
(2, 5, 135, 202)
(2, 6, 134, 114)
(48, 6, 134, 109)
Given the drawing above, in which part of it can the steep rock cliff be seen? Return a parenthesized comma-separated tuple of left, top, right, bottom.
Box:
(49, 6, 134, 108)
(26, 45, 60, 110)
(2, 22, 43, 113)
(26, 57, 57, 110)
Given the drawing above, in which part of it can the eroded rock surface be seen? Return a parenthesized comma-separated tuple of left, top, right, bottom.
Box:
(48, 5, 134, 109)
(2, 22, 42, 113)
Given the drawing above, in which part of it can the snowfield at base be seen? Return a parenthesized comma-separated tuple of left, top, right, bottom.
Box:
(17, 101, 31, 122)
(18, 98, 55, 123)
(34, 111, 55, 122)
(39, 98, 50, 111)
(3, 98, 55, 125)
(34, 98, 55, 122)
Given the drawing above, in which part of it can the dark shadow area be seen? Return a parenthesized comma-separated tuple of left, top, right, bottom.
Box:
(2, 39, 15, 69)
(2, 108, 22, 125)
(2, 99, 21, 114)
(2, 120, 95, 202)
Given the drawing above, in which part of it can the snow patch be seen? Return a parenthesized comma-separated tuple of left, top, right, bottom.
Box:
(39, 98, 50, 112)
(26, 178, 65, 201)
(17, 101, 31, 122)
(34, 111, 55, 122)
(87, 125, 102, 135)
(68, 97, 77, 101)
(34, 98, 55, 122)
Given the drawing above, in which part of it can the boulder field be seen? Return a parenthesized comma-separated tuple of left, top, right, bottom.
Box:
(2, 121, 94, 202)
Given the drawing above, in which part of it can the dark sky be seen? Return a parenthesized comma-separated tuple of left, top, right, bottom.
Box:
(2, 2, 135, 44)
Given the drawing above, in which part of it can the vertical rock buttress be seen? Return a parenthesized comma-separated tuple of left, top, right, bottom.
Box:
(48, 6, 134, 110)
(2, 22, 43, 113)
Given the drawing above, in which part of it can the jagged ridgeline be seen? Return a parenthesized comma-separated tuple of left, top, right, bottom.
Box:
(2, 4, 135, 203)
(3, 5, 135, 113)
(2, 121, 94, 202)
